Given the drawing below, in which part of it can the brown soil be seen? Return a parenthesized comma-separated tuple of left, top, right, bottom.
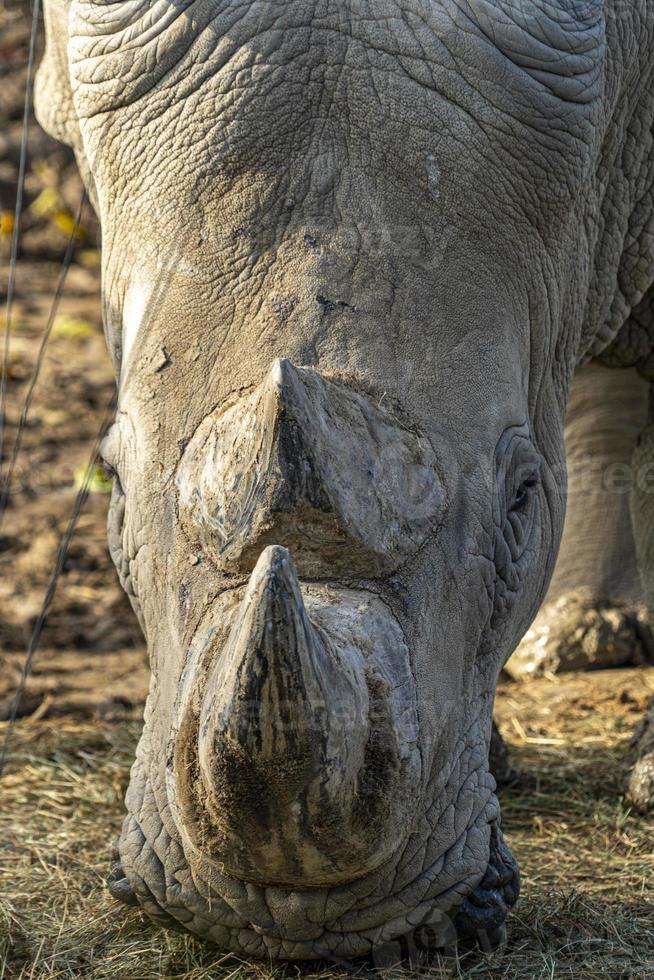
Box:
(0, 2, 148, 724)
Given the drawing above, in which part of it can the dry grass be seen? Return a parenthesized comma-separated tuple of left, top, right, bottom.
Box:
(1, 669, 654, 979)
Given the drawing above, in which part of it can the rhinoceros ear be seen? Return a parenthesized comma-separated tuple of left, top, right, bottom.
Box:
(36, 1, 99, 207)
(35, 0, 78, 147)
(67, 0, 202, 115)
(463, 0, 604, 104)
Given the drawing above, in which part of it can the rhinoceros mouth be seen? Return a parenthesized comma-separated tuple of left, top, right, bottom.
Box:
(108, 817, 518, 957)
(363, 821, 519, 964)
(452, 822, 520, 951)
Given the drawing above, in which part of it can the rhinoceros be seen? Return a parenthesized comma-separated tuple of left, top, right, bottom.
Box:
(34, 0, 654, 960)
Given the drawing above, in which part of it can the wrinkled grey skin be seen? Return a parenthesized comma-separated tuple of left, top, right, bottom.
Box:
(35, 0, 654, 961)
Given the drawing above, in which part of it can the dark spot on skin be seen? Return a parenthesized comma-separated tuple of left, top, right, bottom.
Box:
(154, 348, 171, 372)
(316, 294, 336, 313)
(179, 582, 191, 611)
(316, 295, 357, 314)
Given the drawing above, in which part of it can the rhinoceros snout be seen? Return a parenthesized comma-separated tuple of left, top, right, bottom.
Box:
(176, 358, 444, 579)
(169, 544, 422, 887)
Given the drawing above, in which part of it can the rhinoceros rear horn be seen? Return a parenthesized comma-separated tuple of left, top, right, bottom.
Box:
(171, 546, 422, 887)
(177, 358, 443, 578)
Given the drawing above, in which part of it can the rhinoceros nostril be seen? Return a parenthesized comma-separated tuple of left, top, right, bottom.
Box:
(177, 358, 443, 578)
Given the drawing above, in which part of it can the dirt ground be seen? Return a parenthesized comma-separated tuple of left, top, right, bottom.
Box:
(0, 2, 148, 726)
(1, 4, 654, 979)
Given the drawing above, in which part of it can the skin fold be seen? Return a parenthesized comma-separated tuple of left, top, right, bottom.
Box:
(34, 0, 654, 960)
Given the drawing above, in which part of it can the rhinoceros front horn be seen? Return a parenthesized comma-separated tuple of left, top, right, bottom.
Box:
(171, 546, 422, 887)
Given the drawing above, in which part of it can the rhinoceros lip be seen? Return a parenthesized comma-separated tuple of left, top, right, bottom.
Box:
(452, 822, 520, 950)
(109, 820, 519, 957)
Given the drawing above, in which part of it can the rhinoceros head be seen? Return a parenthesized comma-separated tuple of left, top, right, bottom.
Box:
(35, 0, 610, 959)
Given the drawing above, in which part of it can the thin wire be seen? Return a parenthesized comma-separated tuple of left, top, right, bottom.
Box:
(0, 190, 88, 526)
(0, 389, 117, 778)
(0, 0, 42, 474)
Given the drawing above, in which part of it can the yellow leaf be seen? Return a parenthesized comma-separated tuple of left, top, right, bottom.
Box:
(0, 211, 14, 236)
(29, 187, 60, 216)
(0, 211, 15, 237)
(52, 210, 86, 239)
(78, 248, 101, 269)
(51, 314, 95, 339)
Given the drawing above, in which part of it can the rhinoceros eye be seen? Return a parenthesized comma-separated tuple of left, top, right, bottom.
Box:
(510, 470, 539, 515)
(101, 458, 116, 481)
(504, 457, 541, 565)
(511, 485, 528, 511)
(492, 426, 543, 574)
